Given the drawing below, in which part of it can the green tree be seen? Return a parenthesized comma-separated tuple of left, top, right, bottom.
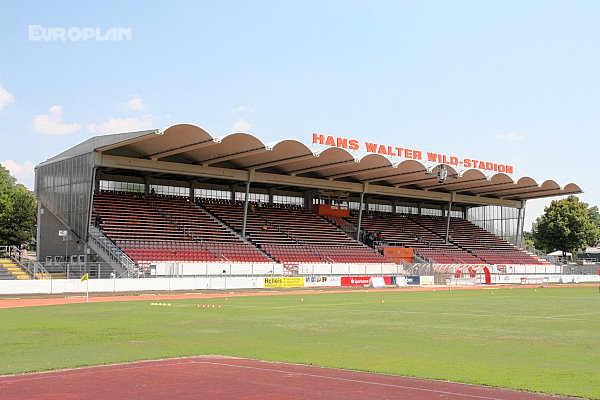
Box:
(588, 205, 600, 231)
(531, 195, 600, 257)
(521, 231, 535, 248)
(0, 165, 37, 248)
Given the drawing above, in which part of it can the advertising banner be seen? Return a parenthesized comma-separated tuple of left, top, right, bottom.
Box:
(264, 277, 305, 288)
(304, 276, 341, 287)
(341, 276, 392, 287)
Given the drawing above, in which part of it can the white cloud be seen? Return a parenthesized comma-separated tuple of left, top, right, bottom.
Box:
(1, 160, 35, 189)
(0, 86, 15, 110)
(33, 105, 80, 135)
(232, 119, 252, 132)
(127, 95, 144, 111)
(232, 105, 255, 113)
(88, 115, 153, 134)
(497, 132, 525, 142)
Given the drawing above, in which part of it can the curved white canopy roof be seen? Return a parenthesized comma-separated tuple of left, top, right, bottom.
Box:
(44, 124, 582, 205)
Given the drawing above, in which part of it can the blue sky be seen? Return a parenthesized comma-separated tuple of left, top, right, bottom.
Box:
(0, 0, 598, 230)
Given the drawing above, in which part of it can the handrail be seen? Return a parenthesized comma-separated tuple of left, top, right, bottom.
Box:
(88, 225, 137, 277)
(20, 258, 52, 279)
(0, 245, 52, 279)
(520, 243, 547, 257)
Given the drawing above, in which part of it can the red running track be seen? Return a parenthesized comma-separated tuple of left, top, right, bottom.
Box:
(0, 356, 577, 400)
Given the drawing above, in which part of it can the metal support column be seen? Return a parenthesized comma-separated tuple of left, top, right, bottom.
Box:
(356, 192, 365, 242)
(500, 206, 505, 240)
(189, 180, 196, 202)
(144, 175, 151, 195)
(241, 181, 251, 238)
(268, 188, 274, 205)
(516, 202, 525, 247)
(445, 201, 452, 243)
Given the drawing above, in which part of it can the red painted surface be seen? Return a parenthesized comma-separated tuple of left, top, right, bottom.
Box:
(0, 357, 573, 400)
(382, 247, 414, 263)
(340, 276, 392, 286)
(312, 204, 350, 217)
(467, 265, 492, 284)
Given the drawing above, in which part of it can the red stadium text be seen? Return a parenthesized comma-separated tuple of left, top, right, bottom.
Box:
(312, 133, 514, 174)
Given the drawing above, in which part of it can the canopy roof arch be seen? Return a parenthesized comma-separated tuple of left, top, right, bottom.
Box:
(39, 123, 582, 209)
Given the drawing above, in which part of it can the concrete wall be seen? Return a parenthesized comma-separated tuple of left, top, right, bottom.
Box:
(37, 207, 86, 262)
(1, 274, 597, 295)
(298, 263, 403, 275)
(0, 276, 265, 295)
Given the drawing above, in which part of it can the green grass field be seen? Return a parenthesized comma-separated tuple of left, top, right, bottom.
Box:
(1, 286, 599, 398)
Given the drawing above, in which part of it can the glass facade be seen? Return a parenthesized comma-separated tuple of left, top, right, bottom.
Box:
(273, 195, 304, 206)
(467, 205, 523, 245)
(35, 153, 95, 239)
(99, 180, 144, 193)
(150, 184, 188, 197)
(196, 188, 231, 200)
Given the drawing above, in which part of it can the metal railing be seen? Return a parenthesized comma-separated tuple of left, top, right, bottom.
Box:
(519, 243, 557, 263)
(402, 262, 600, 276)
(0, 245, 52, 279)
(88, 225, 138, 277)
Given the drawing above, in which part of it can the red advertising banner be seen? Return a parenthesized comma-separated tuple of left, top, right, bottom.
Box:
(341, 276, 392, 287)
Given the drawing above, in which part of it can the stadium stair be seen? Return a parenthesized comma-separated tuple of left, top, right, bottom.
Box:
(335, 211, 547, 265)
(193, 202, 276, 262)
(201, 200, 391, 264)
(93, 192, 274, 264)
(0, 258, 31, 280)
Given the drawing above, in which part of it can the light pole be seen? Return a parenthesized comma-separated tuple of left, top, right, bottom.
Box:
(59, 230, 68, 278)
(64, 234, 69, 266)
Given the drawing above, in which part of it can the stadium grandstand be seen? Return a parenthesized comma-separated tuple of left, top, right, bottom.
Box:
(25, 124, 583, 282)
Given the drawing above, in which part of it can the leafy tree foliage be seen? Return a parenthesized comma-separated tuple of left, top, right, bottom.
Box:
(588, 205, 600, 231)
(521, 231, 535, 248)
(531, 195, 600, 256)
(0, 165, 37, 248)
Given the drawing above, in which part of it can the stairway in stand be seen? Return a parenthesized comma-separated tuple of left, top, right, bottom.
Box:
(0, 258, 30, 280)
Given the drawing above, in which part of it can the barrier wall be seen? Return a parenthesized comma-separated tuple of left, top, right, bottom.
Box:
(151, 263, 402, 277)
(0, 276, 265, 295)
(494, 274, 600, 284)
(152, 263, 283, 276)
(495, 264, 562, 274)
(425, 264, 564, 275)
(298, 263, 402, 275)
(0, 274, 597, 295)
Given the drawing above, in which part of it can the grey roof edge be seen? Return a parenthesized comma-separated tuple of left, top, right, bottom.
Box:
(36, 129, 159, 168)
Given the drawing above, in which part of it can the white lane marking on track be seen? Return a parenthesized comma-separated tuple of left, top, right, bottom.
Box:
(189, 361, 547, 400)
